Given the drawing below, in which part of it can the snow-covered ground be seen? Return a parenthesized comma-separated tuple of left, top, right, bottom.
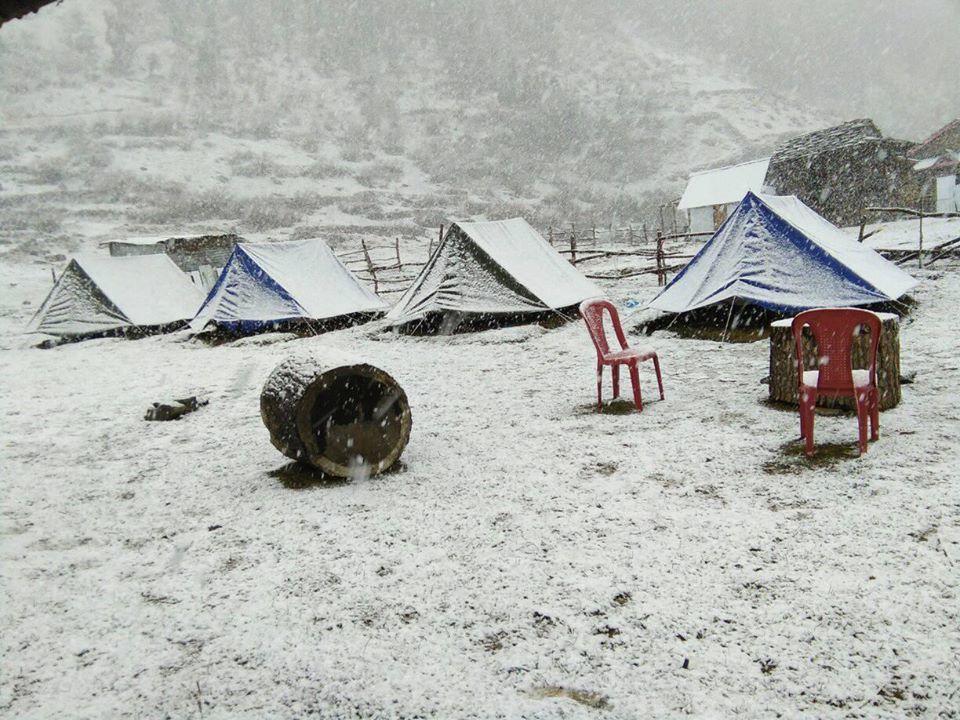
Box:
(850, 217, 960, 253)
(1, 253, 958, 718)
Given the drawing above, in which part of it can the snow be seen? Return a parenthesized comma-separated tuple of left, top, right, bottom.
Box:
(650, 193, 917, 314)
(29, 253, 205, 336)
(677, 158, 771, 211)
(849, 217, 960, 253)
(388, 218, 601, 322)
(759, 194, 918, 301)
(770, 312, 899, 328)
(2, 246, 958, 717)
(191, 239, 386, 330)
(803, 369, 871, 388)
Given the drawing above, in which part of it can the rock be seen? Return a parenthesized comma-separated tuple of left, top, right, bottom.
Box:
(145, 396, 209, 421)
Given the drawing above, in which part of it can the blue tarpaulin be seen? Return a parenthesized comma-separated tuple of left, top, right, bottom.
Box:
(190, 239, 386, 332)
(648, 192, 918, 314)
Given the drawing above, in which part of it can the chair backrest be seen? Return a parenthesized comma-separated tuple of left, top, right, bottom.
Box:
(579, 298, 628, 360)
(791, 308, 881, 391)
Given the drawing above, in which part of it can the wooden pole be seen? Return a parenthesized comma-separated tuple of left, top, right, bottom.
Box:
(918, 211, 924, 269)
(655, 230, 664, 286)
(570, 223, 577, 263)
(548, 226, 554, 246)
(395, 237, 401, 267)
(361, 239, 378, 294)
(50, 267, 57, 284)
(857, 215, 867, 243)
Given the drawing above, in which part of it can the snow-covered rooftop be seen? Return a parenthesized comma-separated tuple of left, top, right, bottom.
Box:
(677, 158, 770, 210)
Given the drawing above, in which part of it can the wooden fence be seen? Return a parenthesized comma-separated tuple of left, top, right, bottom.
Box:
(337, 222, 711, 295)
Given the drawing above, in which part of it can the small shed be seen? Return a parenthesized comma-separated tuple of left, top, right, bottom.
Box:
(910, 118, 960, 213)
(105, 234, 240, 292)
(765, 119, 917, 226)
(677, 158, 771, 234)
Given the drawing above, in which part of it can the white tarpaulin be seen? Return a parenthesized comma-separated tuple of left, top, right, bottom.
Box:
(386, 218, 601, 324)
(649, 192, 918, 314)
(677, 158, 771, 210)
(29, 253, 205, 337)
(190, 239, 387, 331)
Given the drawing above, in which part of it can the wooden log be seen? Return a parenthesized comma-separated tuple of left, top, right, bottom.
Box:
(260, 357, 412, 478)
(768, 314, 902, 411)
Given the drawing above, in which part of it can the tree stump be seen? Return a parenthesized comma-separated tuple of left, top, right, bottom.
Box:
(768, 313, 902, 411)
(260, 356, 412, 478)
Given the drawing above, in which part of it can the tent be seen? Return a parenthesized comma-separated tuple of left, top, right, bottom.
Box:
(190, 239, 387, 332)
(648, 192, 918, 315)
(386, 217, 601, 327)
(29, 253, 205, 338)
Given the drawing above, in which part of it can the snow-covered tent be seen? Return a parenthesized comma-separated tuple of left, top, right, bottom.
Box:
(29, 253, 205, 338)
(190, 239, 387, 332)
(386, 218, 601, 328)
(649, 192, 918, 314)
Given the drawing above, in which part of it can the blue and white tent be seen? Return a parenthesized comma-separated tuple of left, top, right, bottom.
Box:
(190, 239, 387, 332)
(648, 192, 918, 314)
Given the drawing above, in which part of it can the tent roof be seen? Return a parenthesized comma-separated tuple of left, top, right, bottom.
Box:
(76, 254, 205, 326)
(190, 238, 386, 330)
(30, 253, 204, 336)
(386, 217, 601, 323)
(677, 158, 770, 210)
(648, 192, 918, 314)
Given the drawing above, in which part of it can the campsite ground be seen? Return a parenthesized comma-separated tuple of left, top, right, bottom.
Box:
(1, 251, 958, 719)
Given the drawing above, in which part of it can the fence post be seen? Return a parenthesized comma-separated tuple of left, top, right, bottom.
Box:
(918, 211, 924, 269)
(361, 239, 378, 294)
(592, 224, 597, 247)
(570, 223, 577, 263)
(548, 226, 554, 246)
(628, 224, 634, 245)
(857, 215, 867, 243)
(656, 230, 665, 286)
(395, 237, 401, 268)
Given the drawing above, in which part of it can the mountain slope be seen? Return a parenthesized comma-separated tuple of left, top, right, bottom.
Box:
(0, 1, 832, 254)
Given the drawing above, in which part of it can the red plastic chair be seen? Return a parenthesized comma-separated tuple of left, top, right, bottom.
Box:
(579, 299, 663, 412)
(791, 308, 881, 457)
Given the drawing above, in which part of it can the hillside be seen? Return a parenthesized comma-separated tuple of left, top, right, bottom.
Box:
(0, 1, 831, 260)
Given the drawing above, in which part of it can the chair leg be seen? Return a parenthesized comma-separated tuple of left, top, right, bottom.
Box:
(596, 363, 603, 412)
(801, 390, 816, 456)
(612, 364, 620, 399)
(855, 392, 869, 456)
(798, 389, 808, 441)
(653, 354, 664, 400)
(870, 388, 880, 441)
(628, 363, 643, 412)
